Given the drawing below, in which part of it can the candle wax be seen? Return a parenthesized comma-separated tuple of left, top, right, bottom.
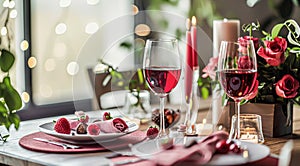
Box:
(185, 30, 193, 102)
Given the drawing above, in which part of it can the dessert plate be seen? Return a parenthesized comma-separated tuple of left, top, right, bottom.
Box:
(39, 121, 139, 143)
(131, 140, 270, 165)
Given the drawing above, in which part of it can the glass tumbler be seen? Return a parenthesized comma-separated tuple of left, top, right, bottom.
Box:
(230, 114, 264, 144)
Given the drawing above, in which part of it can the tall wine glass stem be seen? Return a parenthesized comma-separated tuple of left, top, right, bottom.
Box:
(159, 97, 167, 137)
(236, 101, 241, 139)
(184, 101, 192, 133)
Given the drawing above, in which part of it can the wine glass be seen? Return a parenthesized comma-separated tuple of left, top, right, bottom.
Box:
(143, 39, 182, 139)
(217, 40, 257, 140)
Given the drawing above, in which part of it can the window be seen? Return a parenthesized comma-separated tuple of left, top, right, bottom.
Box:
(17, 0, 134, 120)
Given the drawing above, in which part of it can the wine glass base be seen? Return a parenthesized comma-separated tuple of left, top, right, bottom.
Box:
(155, 136, 174, 150)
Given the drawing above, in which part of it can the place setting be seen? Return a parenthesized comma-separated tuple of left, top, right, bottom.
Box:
(19, 111, 146, 153)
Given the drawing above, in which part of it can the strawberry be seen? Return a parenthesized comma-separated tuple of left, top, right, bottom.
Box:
(146, 126, 159, 139)
(103, 112, 112, 121)
(54, 117, 71, 134)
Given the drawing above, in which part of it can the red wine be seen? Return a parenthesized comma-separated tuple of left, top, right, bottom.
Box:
(219, 70, 257, 100)
(144, 67, 181, 95)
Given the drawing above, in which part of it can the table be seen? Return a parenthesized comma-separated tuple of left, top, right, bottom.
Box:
(0, 109, 298, 166)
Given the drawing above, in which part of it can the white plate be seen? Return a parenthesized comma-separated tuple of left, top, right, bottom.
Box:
(39, 121, 139, 143)
(131, 140, 270, 166)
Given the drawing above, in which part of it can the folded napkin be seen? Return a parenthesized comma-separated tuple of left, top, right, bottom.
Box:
(151, 131, 229, 166)
(94, 118, 128, 133)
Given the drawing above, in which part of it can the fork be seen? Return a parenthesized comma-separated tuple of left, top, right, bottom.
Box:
(33, 138, 81, 149)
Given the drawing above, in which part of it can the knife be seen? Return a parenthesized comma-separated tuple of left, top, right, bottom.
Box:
(33, 138, 81, 149)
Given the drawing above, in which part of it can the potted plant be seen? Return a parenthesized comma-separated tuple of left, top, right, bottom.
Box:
(0, 2, 22, 142)
(201, 20, 300, 137)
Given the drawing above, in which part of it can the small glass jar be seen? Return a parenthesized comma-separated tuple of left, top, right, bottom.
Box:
(230, 114, 264, 144)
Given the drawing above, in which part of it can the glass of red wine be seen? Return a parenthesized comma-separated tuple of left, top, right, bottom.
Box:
(143, 39, 181, 139)
(217, 40, 257, 140)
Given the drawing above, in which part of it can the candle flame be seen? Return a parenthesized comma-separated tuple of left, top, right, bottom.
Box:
(186, 18, 191, 30)
(218, 125, 223, 131)
(192, 16, 197, 26)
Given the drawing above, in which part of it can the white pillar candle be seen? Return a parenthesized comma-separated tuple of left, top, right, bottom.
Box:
(213, 19, 240, 57)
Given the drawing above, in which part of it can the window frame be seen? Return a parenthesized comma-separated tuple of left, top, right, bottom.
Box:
(17, 0, 92, 121)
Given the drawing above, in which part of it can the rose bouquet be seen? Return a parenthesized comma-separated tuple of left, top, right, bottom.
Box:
(201, 19, 300, 106)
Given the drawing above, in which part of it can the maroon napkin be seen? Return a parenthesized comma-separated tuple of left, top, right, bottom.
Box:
(151, 131, 229, 166)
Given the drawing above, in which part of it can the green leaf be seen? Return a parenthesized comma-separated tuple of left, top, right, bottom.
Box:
(0, 82, 5, 98)
(262, 30, 269, 36)
(0, 102, 8, 114)
(0, 50, 15, 72)
(3, 77, 22, 111)
(137, 69, 144, 85)
(271, 23, 284, 38)
(290, 47, 300, 53)
(8, 113, 20, 130)
(201, 87, 209, 99)
(119, 42, 132, 50)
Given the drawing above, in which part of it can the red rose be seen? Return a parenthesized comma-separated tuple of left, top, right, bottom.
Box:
(238, 36, 259, 50)
(257, 37, 287, 66)
(238, 56, 253, 69)
(245, 80, 259, 100)
(275, 74, 299, 98)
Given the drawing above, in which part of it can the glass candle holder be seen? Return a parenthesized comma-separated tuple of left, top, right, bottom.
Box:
(230, 114, 264, 144)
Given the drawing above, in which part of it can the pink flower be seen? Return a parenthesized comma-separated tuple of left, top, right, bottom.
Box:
(257, 37, 287, 66)
(202, 56, 218, 80)
(245, 80, 259, 100)
(275, 74, 299, 98)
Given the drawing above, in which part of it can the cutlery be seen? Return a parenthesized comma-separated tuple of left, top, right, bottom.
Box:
(33, 138, 81, 149)
(112, 158, 147, 165)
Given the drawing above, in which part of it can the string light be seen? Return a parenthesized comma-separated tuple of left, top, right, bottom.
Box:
(8, 0, 15, 8)
(44, 58, 56, 71)
(28, 57, 37, 68)
(20, 40, 29, 51)
(87, 0, 99, 5)
(135, 24, 151, 36)
(40, 85, 53, 98)
(55, 23, 67, 35)
(10, 9, 17, 18)
(2, 0, 9, 8)
(59, 0, 71, 7)
(85, 22, 99, 34)
(1, 27, 7, 36)
(134, 38, 145, 46)
(21, 92, 30, 103)
(67, 62, 79, 76)
(132, 5, 139, 15)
